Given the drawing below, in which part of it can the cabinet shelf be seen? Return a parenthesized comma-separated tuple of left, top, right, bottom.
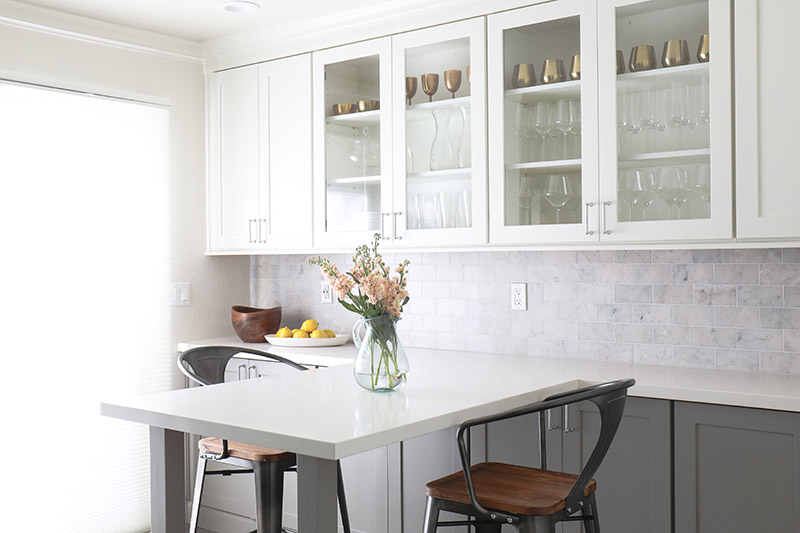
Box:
(326, 109, 381, 127)
(617, 62, 709, 90)
(407, 168, 471, 181)
(619, 148, 709, 168)
(506, 159, 582, 175)
(505, 79, 581, 105)
(405, 96, 471, 122)
(326, 175, 381, 186)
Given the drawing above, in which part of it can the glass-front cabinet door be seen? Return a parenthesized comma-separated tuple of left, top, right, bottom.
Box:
(313, 38, 392, 248)
(489, 0, 599, 244)
(597, 0, 732, 241)
(390, 18, 487, 246)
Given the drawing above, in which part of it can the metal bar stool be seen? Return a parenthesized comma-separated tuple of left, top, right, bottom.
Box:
(422, 378, 635, 533)
(178, 345, 351, 533)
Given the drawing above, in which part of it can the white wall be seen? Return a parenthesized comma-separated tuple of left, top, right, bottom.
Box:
(0, 12, 250, 387)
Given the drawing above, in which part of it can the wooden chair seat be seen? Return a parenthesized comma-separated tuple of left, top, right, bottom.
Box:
(425, 462, 597, 516)
(199, 437, 296, 463)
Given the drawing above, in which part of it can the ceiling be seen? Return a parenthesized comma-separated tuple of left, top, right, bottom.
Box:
(11, 0, 385, 42)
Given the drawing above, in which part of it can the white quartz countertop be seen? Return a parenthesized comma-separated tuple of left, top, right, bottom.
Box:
(177, 336, 800, 413)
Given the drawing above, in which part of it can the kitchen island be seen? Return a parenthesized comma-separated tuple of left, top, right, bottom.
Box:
(101, 344, 800, 532)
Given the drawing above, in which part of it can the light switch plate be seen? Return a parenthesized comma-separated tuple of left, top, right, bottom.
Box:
(170, 282, 190, 306)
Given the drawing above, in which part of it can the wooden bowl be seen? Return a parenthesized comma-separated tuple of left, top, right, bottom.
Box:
(231, 305, 282, 343)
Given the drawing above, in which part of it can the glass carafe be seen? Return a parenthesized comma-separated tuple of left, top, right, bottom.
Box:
(430, 109, 455, 171)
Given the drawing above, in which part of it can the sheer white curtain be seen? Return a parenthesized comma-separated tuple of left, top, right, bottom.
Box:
(0, 80, 172, 532)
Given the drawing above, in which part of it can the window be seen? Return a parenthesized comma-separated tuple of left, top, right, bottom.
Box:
(0, 80, 172, 532)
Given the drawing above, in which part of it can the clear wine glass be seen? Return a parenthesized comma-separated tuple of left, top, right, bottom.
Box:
(544, 174, 574, 224)
(689, 163, 711, 217)
(518, 174, 534, 225)
(534, 102, 552, 161)
(655, 166, 688, 219)
(669, 81, 686, 150)
(555, 99, 576, 159)
(570, 99, 582, 159)
(618, 169, 646, 221)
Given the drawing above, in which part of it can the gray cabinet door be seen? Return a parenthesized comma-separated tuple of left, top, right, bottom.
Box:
(562, 397, 671, 533)
(674, 401, 800, 533)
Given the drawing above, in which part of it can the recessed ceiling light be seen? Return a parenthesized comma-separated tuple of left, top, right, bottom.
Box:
(219, 1, 261, 14)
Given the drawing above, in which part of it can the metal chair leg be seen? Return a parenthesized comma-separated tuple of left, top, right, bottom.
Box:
(336, 461, 351, 533)
(189, 456, 207, 533)
(585, 493, 600, 533)
(474, 520, 502, 533)
(422, 496, 442, 533)
(253, 462, 285, 533)
(519, 514, 556, 533)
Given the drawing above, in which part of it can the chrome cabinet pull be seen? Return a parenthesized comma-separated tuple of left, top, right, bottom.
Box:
(248, 219, 257, 243)
(249, 365, 257, 379)
(259, 219, 267, 243)
(380, 212, 391, 240)
(601, 201, 612, 235)
(584, 202, 595, 235)
(563, 406, 575, 433)
(546, 409, 559, 431)
(238, 363, 246, 380)
(393, 211, 403, 240)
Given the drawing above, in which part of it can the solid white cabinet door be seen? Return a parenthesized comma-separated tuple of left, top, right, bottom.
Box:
(258, 54, 313, 249)
(391, 17, 488, 247)
(597, 0, 732, 242)
(488, 0, 600, 245)
(207, 65, 260, 251)
(735, 0, 800, 240)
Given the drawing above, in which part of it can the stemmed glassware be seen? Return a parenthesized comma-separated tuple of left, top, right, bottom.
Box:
(534, 102, 552, 161)
(618, 169, 647, 221)
(655, 166, 688, 219)
(444, 70, 462, 99)
(689, 163, 711, 217)
(554, 99, 576, 159)
(544, 174, 574, 224)
(421, 73, 439, 102)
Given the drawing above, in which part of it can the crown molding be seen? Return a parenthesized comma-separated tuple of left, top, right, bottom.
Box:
(0, 0, 202, 62)
(202, 0, 544, 72)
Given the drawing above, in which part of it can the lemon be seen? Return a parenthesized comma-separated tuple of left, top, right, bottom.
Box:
(323, 329, 336, 338)
(310, 329, 327, 339)
(275, 327, 292, 338)
(301, 319, 319, 333)
(291, 328, 303, 336)
(293, 329, 310, 338)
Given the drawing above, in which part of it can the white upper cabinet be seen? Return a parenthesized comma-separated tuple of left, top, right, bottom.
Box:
(597, 0, 732, 242)
(735, 0, 800, 240)
(489, 0, 599, 244)
(391, 18, 488, 247)
(312, 38, 393, 249)
(207, 55, 313, 253)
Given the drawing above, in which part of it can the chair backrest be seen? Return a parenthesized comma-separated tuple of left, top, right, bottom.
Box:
(455, 378, 635, 525)
(178, 345, 307, 386)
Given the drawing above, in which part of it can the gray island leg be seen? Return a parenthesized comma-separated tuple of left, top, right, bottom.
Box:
(297, 455, 340, 532)
(149, 427, 185, 533)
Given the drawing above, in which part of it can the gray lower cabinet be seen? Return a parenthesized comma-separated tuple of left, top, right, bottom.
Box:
(674, 401, 800, 533)
(482, 397, 671, 533)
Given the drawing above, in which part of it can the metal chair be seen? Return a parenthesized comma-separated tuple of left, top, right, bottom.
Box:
(422, 378, 635, 533)
(178, 345, 351, 533)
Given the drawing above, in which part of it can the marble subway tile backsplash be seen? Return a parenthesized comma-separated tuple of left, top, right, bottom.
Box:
(252, 248, 800, 376)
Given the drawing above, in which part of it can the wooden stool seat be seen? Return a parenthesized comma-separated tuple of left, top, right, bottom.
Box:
(426, 462, 597, 516)
(199, 437, 296, 463)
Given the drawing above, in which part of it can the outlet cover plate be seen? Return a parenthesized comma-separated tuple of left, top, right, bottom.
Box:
(321, 281, 333, 303)
(511, 282, 527, 311)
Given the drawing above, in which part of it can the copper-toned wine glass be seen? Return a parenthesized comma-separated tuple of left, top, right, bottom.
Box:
(444, 69, 462, 98)
(421, 73, 439, 102)
(697, 33, 709, 62)
(569, 54, 581, 80)
(629, 45, 657, 72)
(511, 63, 536, 89)
(616, 50, 626, 74)
(662, 39, 690, 67)
(541, 59, 566, 84)
(405, 76, 418, 106)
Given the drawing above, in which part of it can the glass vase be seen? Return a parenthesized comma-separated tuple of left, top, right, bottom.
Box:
(429, 109, 454, 171)
(352, 315, 409, 392)
(456, 105, 471, 169)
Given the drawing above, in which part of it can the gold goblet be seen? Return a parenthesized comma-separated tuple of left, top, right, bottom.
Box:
(357, 100, 380, 112)
(405, 76, 418, 106)
(662, 39, 690, 67)
(616, 50, 626, 74)
(511, 63, 536, 89)
(697, 33, 709, 62)
(421, 73, 439, 102)
(569, 54, 581, 80)
(332, 103, 356, 115)
(629, 45, 657, 72)
(540, 59, 566, 84)
(444, 69, 462, 98)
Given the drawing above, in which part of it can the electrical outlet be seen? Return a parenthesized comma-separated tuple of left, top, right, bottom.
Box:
(321, 281, 333, 303)
(511, 282, 527, 311)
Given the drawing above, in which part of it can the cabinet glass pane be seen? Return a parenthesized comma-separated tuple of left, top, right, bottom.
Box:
(615, 0, 711, 222)
(324, 55, 382, 233)
(501, 16, 583, 227)
(404, 37, 473, 230)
